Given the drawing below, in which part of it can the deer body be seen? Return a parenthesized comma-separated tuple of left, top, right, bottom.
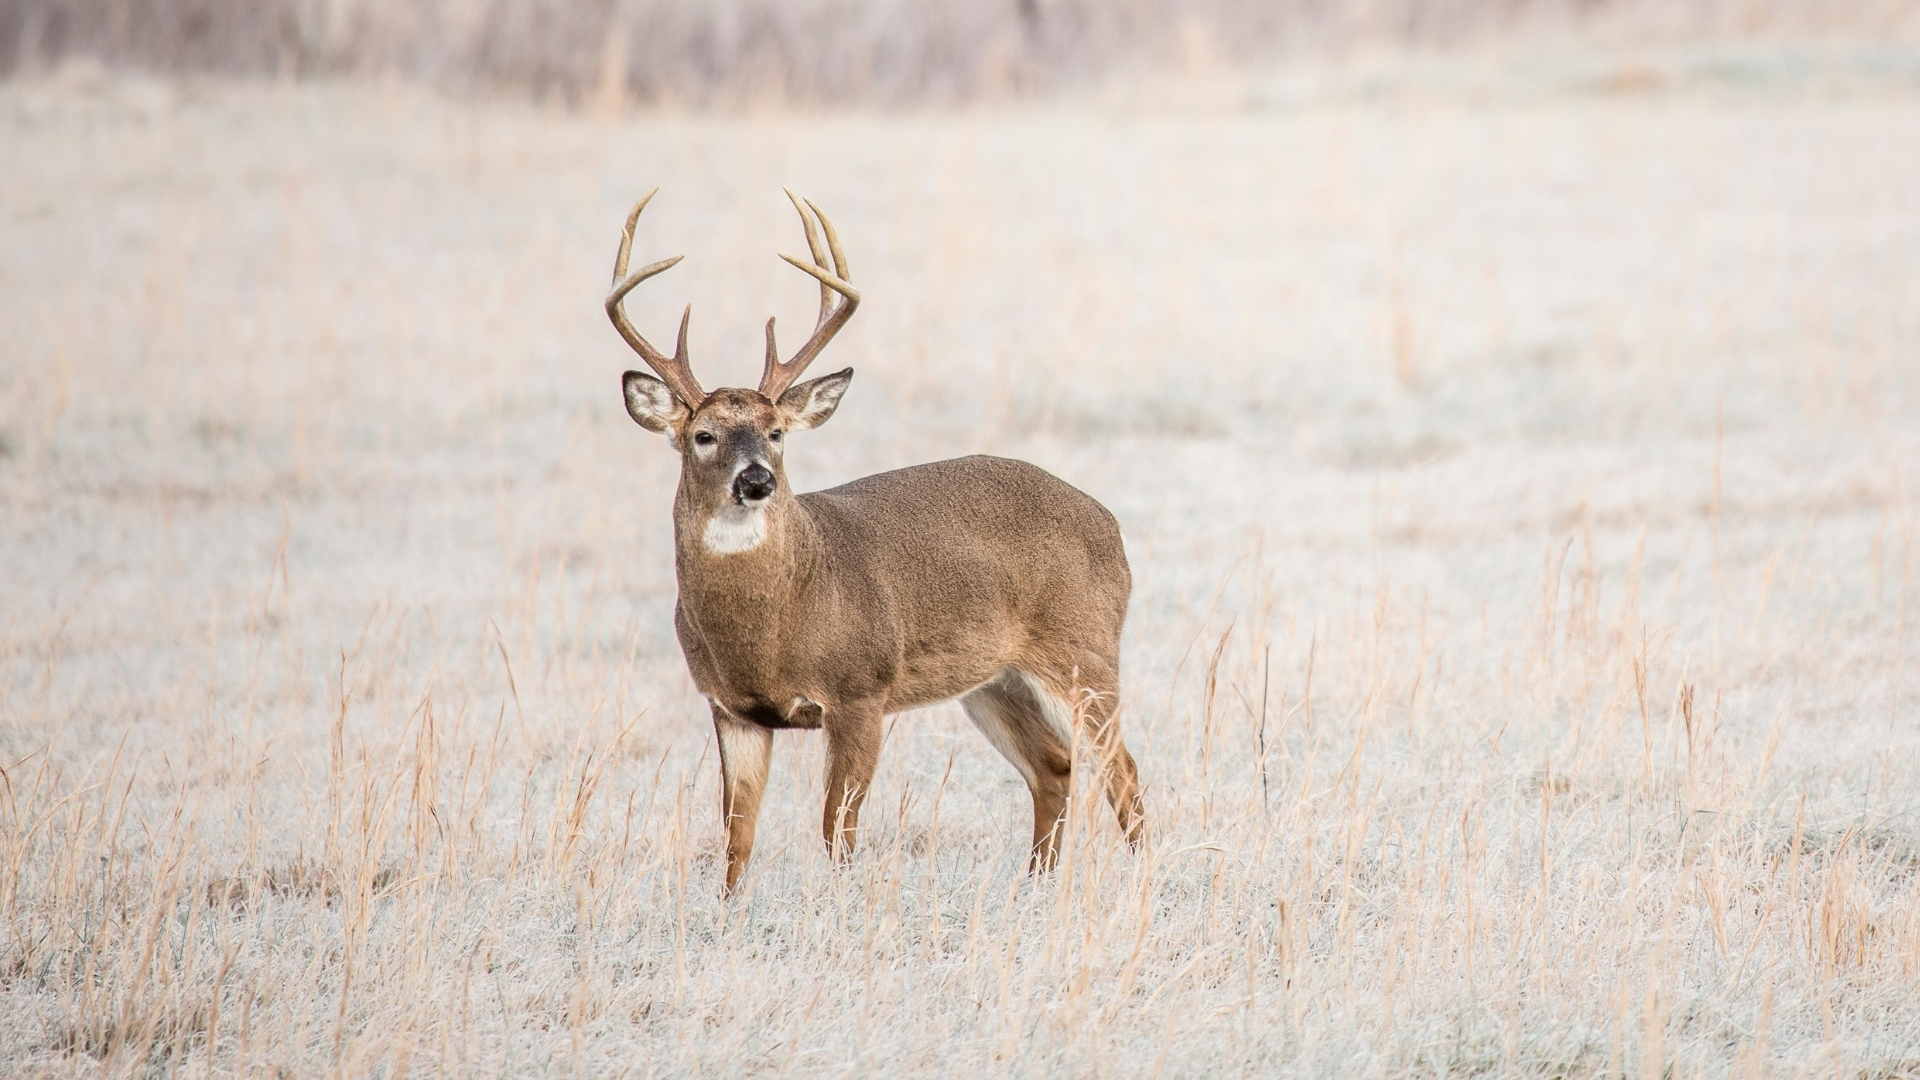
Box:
(682, 454, 1126, 714)
(608, 193, 1144, 893)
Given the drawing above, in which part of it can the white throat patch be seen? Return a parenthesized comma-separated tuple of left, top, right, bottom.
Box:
(703, 505, 769, 555)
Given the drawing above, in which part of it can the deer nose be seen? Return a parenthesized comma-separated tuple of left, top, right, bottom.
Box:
(732, 464, 776, 504)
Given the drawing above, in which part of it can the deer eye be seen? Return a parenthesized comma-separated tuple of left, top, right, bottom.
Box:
(693, 432, 716, 446)
(769, 429, 783, 442)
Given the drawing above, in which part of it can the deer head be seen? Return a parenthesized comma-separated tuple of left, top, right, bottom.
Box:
(611, 190, 859, 547)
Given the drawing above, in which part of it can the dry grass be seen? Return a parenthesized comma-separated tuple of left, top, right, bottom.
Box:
(4, 43, 1920, 1078)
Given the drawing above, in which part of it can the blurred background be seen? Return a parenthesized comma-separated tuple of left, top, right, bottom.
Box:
(6, 0, 1917, 106)
(6, 2, 1920, 1076)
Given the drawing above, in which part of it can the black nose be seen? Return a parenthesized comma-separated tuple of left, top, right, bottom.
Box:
(732, 464, 776, 503)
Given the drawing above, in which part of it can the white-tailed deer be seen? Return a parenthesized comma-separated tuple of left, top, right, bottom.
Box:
(609, 190, 1145, 894)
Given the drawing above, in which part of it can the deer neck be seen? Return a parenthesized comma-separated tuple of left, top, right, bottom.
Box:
(671, 484, 822, 659)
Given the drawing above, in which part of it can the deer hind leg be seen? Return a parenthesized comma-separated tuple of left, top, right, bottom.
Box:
(1065, 656, 1146, 850)
(713, 704, 774, 896)
(961, 668, 1074, 870)
(821, 699, 885, 862)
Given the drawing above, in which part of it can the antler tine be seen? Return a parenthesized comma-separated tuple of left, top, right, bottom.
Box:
(611, 189, 652, 287)
(784, 188, 832, 325)
(807, 195, 851, 286)
(760, 194, 860, 400)
(606, 190, 705, 407)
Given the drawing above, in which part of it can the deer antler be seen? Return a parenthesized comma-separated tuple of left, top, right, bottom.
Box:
(759, 190, 860, 400)
(606, 189, 705, 407)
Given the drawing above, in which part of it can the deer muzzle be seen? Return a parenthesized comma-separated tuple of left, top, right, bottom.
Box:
(732, 463, 776, 505)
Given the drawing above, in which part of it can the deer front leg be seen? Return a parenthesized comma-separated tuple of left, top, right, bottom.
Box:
(821, 701, 885, 862)
(713, 704, 773, 896)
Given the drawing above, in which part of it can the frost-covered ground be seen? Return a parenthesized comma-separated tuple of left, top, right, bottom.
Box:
(3, 48, 1920, 1077)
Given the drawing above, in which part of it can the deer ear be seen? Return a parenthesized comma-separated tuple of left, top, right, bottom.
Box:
(777, 368, 853, 431)
(624, 371, 688, 436)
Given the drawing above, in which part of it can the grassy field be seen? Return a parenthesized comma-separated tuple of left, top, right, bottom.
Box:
(4, 46, 1920, 1077)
